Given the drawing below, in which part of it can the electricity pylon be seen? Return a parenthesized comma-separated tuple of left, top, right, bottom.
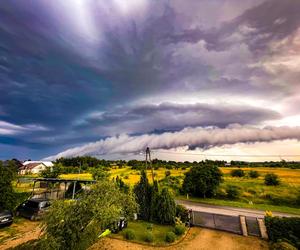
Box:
(145, 147, 155, 183)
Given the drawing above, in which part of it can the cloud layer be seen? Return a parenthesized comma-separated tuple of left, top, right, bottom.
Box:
(0, 0, 300, 159)
(45, 125, 300, 160)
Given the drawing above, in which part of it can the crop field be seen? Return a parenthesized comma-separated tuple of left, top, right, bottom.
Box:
(15, 166, 300, 214)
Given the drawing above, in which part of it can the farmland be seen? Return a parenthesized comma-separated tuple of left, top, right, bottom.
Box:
(56, 166, 300, 214)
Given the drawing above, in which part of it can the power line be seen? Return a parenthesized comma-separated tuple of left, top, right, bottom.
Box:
(151, 150, 300, 158)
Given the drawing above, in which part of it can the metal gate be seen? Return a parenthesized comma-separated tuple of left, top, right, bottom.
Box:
(191, 211, 242, 235)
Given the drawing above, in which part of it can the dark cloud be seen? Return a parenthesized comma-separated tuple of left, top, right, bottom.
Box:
(75, 102, 280, 135)
(0, 0, 299, 159)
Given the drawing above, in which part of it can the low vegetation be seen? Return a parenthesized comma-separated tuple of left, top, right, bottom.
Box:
(265, 215, 300, 249)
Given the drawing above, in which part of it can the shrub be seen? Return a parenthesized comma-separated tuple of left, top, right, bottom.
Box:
(174, 225, 185, 236)
(271, 241, 297, 250)
(265, 216, 300, 249)
(165, 170, 171, 177)
(265, 173, 280, 186)
(144, 232, 154, 243)
(124, 229, 136, 240)
(165, 231, 176, 243)
(226, 185, 240, 199)
(176, 204, 189, 224)
(248, 170, 259, 178)
(230, 169, 245, 177)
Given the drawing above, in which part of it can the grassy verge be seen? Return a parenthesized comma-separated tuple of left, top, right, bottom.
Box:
(177, 195, 300, 215)
(111, 221, 185, 245)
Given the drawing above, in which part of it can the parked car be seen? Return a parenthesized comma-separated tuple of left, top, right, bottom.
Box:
(0, 209, 13, 227)
(16, 198, 51, 220)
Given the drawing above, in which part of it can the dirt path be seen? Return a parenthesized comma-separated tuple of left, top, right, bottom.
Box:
(0, 221, 41, 250)
(90, 227, 269, 250)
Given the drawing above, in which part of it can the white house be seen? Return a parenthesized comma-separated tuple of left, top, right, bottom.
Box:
(19, 161, 53, 175)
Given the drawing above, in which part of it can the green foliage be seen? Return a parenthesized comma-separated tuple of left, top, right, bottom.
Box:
(248, 170, 259, 178)
(40, 181, 138, 250)
(265, 216, 300, 249)
(230, 169, 245, 177)
(158, 176, 181, 195)
(174, 225, 185, 236)
(124, 229, 136, 240)
(133, 170, 152, 221)
(165, 170, 171, 177)
(265, 173, 280, 186)
(91, 168, 110, 181)
(0, 161, 17, 210)
(165, 231, 176, 243)
(144, 231, 154, 242)
(175, 204, 189, 224)
(40, 166, 61, 178)
(182, 165, 222, 198)
(115, 176, 130, 193)
(153, 188, 176, 225)
(226, 185, 241, 199)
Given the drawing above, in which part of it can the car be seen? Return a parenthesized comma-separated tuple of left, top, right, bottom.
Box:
(16, 198, 51, 220)
(0, 209, 13, 227)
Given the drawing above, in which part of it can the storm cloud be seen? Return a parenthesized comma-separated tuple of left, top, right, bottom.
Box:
(45, 125, 300, 160)
(0, 0, 299, 159)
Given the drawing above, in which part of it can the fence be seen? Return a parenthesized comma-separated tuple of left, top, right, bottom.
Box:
(190, 211, 261, 236)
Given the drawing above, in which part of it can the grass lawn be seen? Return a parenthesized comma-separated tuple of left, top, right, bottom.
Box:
(111, 220, 184, 245)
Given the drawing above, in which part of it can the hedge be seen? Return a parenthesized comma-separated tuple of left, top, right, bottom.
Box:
(265, 216, 300, 249)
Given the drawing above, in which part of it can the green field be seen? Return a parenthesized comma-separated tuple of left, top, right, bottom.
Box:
(15, 166, 300, 214)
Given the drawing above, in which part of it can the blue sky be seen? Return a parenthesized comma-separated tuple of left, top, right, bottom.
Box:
(1, 0, 300, 161)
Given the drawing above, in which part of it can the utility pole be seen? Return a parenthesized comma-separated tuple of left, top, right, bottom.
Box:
(145, 147, 155, 183)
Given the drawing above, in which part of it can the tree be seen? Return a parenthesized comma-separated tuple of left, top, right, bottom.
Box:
(91, 168, 110, 181)
(40, 165, 61, 178)
(40, 181, 137, 250)
(133, 170, 152, 220)
(265, 173, 280, 186)
(0, 161, 17, 210)
(154, 188, 176, 224)
(230, 169, 245, 177)
(115, 176, 129, 193)
(182, 165, 222, 197)
(226, 185, 240, 199)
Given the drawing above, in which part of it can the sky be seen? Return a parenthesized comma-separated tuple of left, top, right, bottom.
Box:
(1, 0, 300, 162)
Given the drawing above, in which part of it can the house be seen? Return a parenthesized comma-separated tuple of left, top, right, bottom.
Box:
(19, 161, 53, 175)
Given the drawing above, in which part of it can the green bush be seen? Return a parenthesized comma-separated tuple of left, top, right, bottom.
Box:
(165, 231, 176, 243)
(230, 169, 245, 177)
(265, 216, 300, 249)
(176, 204, 189, 223)
(271, 241, 297, 250)
(248, 170, 259, 178)
(226, 185, 240, 199)
(124, 229, 136, 240)
(174, 225, 185, 236)
(165, 170, 171, 177)
(265, 173, 280, 186)
(144, 232, 154, 243)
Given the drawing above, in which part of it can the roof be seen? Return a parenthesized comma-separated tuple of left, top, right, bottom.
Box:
(21, 162, 46, 170)
(23, 161, 54, 167)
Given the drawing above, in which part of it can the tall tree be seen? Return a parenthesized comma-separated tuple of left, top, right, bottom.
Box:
(133, 170, 152, 221)
(154, 188, 176, 224)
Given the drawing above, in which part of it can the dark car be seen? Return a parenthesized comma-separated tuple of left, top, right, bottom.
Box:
(0, 209, 13, 227)
(16, 198, 51, 220)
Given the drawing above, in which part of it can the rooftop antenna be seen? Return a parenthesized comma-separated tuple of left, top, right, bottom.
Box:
(146, 147, 155, 183)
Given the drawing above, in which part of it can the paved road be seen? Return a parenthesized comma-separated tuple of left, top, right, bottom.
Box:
(177, 199, 299, 218)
